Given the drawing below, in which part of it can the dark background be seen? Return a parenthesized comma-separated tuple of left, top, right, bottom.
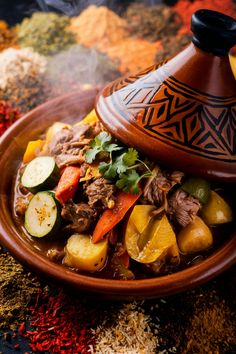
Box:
(0, 0, 178, 25)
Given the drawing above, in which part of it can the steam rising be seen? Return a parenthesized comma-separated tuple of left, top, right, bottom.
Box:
(45, 44, 120, 98)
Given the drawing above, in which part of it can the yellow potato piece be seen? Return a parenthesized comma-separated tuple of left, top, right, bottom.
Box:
(177, 216, 213, 254)
(75, 109, 98, 126)
(64, 234, 108, 272)
(201, 191, 233, 225)
(125, 206, 179, 264)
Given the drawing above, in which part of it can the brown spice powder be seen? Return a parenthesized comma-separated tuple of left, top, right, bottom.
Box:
(0, 249, 40, 330)
(183, 290, 236, 354)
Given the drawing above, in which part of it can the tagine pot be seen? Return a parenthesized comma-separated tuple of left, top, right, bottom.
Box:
(96, 9, 236, 182)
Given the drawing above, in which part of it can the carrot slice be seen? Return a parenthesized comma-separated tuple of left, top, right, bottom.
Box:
(55, 166, 80, 205)
(92, 190, 141, 243)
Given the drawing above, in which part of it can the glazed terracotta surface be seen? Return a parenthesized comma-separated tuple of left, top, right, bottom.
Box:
(0, 89, 235, 300)
(96, 10, 236, 182)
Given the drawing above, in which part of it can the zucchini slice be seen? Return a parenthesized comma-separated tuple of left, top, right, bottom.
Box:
(24, 191, 61, 238)
(21, 156, 59, 193)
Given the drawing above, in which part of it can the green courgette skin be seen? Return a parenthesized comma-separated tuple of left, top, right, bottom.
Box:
(24, 191, 62, 238)
(21, 156, 60, 194)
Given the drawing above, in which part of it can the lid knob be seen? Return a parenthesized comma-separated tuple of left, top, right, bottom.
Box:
(191, 9, 236, 55)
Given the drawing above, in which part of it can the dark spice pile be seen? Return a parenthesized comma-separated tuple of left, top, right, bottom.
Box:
(146, 265, 236, 354)
(124, 3, 182, 42)
(155, 32, 192, 62)
(0, 248, 40, 330)
(0, 100, 21, 136)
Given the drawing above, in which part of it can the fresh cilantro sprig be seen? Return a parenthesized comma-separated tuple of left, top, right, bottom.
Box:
(85, 132, 122, 164)
(85, 132, 152, 194)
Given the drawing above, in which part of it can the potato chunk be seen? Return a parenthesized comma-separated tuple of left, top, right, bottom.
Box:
(177, 216, 213, 254)
(64, 234, 108, 271)
(125, 205, 179, 264)
(201, 191, 233, 225)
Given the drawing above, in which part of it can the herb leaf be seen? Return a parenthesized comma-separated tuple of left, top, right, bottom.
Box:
(85, 132, 152, 194)
(123, 148, 138, 166)
(85, 132, 122, 164)
(116, 170, 141, 194)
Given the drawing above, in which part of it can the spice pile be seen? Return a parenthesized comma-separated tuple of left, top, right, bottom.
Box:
(174, 0, 236, 34)
(0, 100, 21, 136)
(0, 250, 40, 330)
(68, 4, 164, 74)
(17, 12, 76, 55)
(124, 3, 182, 42)
(68, 5, 129, 51)
(93, 303, 159, 353)
(0, 47, 48, 113)
(21, 289, 103, 353)
(0, 20, 17, 52)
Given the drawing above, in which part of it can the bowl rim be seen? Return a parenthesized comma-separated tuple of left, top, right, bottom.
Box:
(0, 89, 235, 298)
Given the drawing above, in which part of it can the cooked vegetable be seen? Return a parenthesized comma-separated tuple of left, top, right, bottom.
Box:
(177, 216, 213, 254)
(92, 190, 141, 243)
(55, 166, 80, 205)
(23, 140, 44, 164)
(24, 191, 61, 238)
(21, 156, 60, 193)
(181, 178, 210, 204)
(201, 191, 233, 225)
(125, 206, 179, 263)
(75, 109, 98, 126)
(64, 234, 108, 271)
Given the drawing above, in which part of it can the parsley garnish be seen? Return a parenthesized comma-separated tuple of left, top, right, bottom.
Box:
(85, 133, 152, 194)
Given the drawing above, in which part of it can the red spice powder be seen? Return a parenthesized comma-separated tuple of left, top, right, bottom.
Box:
(0, 100, 21, 136)
(20, 289, 100, 353)
(174, 0, 236, 34)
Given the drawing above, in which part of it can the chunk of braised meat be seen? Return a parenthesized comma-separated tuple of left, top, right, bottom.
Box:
(143, 168, 184, 213)
(89, 121, 104, 138)
(85, 178, 116, 210)
(61, 201, 97, 233)
(48, 125, 91, 168)
(15, 196, 31, 217)
(168, 189, 201, 227)
(47, 248, 65, 263)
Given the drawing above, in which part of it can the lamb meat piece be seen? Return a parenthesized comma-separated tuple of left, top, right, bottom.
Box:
(168, 189, 201, 227)
(70, 124, 90, 142)
(168, 170, 185, 184)
(85, 177, 116, 209)
(55, 149, 85, 168)
(61, 201, 97, 233)
(48, 124, 90, 158)
(15, 196, 31, 217)
(48, 128, 73, 155)
(144, 168, 182, 207)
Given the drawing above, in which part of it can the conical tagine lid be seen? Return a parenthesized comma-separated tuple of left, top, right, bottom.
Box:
(95, 9, 236, 182)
